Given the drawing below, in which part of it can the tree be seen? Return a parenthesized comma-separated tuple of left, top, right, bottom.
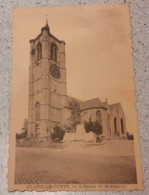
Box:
(51, 125, 65, 141)
(92, 120, 103, 136)
(16, 119, 28, 139)
(68, 99, 81, 130)
(127, 132, 134, 140)
(84, 118, 94, 133)
(84, 121, 90, 133)
(84, 119, 103, 136)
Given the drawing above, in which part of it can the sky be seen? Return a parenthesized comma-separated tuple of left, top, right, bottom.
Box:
(11, 4, 138, 134)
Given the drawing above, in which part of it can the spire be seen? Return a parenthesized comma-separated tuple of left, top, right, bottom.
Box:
(41, 15, 50, 32)
(46, 14, 48, 26)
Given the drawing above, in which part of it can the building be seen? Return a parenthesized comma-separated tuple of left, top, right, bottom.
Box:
(27, 22, 127, 142)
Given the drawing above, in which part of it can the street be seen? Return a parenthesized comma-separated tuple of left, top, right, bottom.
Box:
(15, 141, 137, 184)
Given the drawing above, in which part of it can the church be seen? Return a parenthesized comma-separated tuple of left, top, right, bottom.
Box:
(27, 22, 127, 142)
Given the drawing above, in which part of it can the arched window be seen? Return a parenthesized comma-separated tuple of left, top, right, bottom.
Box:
(121, 118, 124, 134)
(31, 49, 35, 56)
(35, 124, 40, 138)
(107, 114, 111, 135)
(51, 43, 57, 62)
(37, 42, 42, 61)
(96, 110, 101, 124)
(114, 117, 117, 132)
(35, 102, 40, 121)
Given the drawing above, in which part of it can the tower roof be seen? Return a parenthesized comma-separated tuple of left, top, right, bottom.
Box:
(29, 22, 65, 44)
(41, 20, 50, 32)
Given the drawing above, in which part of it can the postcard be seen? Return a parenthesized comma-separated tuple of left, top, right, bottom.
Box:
(8, 4, 144, 191)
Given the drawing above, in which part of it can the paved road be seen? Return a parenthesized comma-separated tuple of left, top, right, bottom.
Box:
(15, 141, 137, 184)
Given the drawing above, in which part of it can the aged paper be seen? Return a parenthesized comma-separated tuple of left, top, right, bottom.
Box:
(8, 4, 144, 191)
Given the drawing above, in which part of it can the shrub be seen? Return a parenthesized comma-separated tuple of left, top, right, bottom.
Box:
(16, 130, 27, 139)
(127, 132, 134, 140)
(84, 119, 103, 135)
(51, 125, 65, 141)
(92, 120, 103, 136)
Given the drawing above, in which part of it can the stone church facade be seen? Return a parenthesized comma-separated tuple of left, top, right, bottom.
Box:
(27, 22, 127, 141)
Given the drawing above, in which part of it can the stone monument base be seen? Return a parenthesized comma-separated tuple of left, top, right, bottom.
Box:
(63, 123, 97, 143)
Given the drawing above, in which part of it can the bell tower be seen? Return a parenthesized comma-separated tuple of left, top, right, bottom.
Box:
(28, 22, 67, 140)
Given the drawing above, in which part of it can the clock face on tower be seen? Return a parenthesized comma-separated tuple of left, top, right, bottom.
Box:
(50, 64, 61, 79)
